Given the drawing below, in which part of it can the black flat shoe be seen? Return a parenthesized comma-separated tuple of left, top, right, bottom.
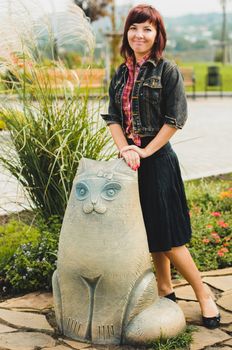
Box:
(202, 314, 221, 329)
(164, 292, 176, 302)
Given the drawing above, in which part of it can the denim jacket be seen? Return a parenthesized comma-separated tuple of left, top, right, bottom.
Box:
(101, 58, 187, 136)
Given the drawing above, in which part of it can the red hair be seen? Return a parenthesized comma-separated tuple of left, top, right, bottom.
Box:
(120, 4, 167, 62)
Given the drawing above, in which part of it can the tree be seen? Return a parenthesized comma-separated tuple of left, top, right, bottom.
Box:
(74, 0, 121, 73)
(220, 0, 231, 64)
(73, 0, 110, 22)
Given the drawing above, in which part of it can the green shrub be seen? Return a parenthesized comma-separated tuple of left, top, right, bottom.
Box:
(0, 220, 40, 274)
(3, 216, 61, 294)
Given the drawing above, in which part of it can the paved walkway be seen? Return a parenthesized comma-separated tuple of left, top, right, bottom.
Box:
(0, 268, 231, 350)
(0, 97, 232, 215)
(172, 97, 232, 181)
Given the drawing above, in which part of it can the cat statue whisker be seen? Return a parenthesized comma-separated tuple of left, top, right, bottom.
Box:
(53, 157, 186, 345)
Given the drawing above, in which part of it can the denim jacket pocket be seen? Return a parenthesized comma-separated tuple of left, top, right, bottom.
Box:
(141, 76, 162, 105)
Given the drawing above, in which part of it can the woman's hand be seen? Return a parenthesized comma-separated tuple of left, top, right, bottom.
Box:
(120, 145, 150, 159)
(120, 149, 140, 171)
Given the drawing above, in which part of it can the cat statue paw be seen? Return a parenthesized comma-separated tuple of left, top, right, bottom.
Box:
(52, 158, 186, 346)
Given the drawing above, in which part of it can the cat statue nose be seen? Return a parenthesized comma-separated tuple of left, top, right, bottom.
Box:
(91, 197, 98, 205)
(53, 157, 186, 346)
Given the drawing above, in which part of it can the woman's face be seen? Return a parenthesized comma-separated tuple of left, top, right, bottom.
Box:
(127, 20, 157, 60)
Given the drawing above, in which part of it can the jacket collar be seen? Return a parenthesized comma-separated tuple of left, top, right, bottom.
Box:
(146, 58, 157, 67)
(122, 57, 158, 69)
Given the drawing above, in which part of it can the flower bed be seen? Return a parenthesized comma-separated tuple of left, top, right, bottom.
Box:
(185, 174, 231, 271)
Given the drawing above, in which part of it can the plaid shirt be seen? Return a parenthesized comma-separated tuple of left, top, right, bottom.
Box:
(122, 54, 150, 146)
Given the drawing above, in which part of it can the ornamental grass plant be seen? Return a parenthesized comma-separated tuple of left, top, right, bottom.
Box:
(0, 91, 114, 220)
(0, 1, 115, 221)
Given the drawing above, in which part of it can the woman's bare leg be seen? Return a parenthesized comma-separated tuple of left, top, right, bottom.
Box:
(164, 245, 219, 317)
(151, 252, 173, 296)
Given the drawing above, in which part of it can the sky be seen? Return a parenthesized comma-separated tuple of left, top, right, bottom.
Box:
(117, 0, 232, 17)
(1, 0, 232, 18)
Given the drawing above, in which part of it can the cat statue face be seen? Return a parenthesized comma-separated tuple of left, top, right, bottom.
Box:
(75, 167, 123, 214)
(52, 157, 186, 346)
(75, 157, 137, 213)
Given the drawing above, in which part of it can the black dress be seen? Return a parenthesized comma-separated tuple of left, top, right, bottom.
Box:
(127, 136, 192, 252)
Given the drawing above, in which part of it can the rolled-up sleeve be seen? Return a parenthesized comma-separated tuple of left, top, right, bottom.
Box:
(162, 65, 188, 129)
(101, 72, 122, 126)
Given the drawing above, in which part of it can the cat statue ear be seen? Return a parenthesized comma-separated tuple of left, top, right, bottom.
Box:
(112, 158, 137, 180)
(75, 158, 87, 177)
(75, 157, 137, 181)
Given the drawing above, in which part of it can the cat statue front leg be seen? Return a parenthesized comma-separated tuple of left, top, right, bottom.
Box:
(52, 270, 63, 333)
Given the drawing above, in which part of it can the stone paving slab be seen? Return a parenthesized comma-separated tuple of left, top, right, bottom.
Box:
(61, 339, 91, 349)
(0, 324, 17, 333)
(172, 279, 188, 287)
(172, 267, 232, 289)
(0, 292, 53, 312)
(0, 331, 56, 350)
(224, 338, 232, 346)
(199, 267, 232, 277)
(222, 324, 232, 333)
(79, 347, 142, 350)
(178, 300, 232, 325)
(44, 346, 73, 350)
(206, 347, 231, 350)
(217, 291, 232, 312)
(0, 308, 53, 332)
(190, 326, 231, 350)
(174, 283, 215, 301)
(202, 276, 232, 292)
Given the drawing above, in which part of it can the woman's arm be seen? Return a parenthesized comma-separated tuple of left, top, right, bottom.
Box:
(120, 124, 177, 158)
(109, 124, 140, 170)
(108, 124, 128, 151)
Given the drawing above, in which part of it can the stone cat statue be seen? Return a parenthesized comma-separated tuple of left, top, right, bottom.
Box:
(52, 158, 185, 346)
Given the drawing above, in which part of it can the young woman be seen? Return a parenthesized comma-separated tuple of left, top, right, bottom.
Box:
(101, 4, 220, 329)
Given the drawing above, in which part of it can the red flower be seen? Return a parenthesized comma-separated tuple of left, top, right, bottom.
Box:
(217, 250, 224, 257)
(211, 211, 221, 217)
(217, 221, 229, 228)
(217, 247, 229, 257)
(211, 232, 220, 238)
(206, 224, 213, 229)
(220, 247, 229, 253)
(202, 238, 210, 244)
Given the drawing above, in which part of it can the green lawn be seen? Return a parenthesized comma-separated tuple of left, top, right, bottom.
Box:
(180, 62, 232, 92)
(1, 62, 232, 94)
